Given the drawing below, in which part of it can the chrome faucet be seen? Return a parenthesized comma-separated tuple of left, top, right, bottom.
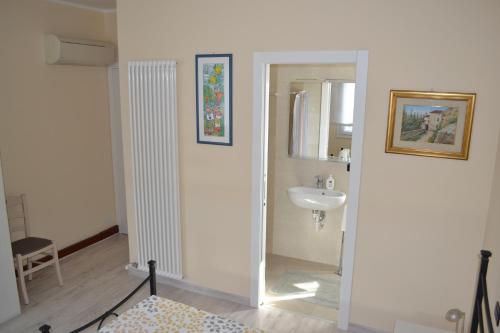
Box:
(314, 175, 324, 189)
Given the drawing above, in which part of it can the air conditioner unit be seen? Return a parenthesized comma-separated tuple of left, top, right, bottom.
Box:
(44, 34, 115, 66)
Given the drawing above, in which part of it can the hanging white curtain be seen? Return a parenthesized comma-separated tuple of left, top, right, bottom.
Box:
(291, 91, 309, 158)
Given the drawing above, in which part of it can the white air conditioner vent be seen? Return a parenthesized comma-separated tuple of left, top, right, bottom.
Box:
(44, 34, 115, 66)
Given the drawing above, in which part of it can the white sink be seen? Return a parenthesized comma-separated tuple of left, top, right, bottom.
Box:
(287, 186, 346, 211)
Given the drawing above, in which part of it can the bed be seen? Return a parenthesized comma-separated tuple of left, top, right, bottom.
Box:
(39, 261, 262, 333)
(98, 295, 260, 333)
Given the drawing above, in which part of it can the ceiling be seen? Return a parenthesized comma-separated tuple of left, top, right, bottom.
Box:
(50, 0, 116, 12)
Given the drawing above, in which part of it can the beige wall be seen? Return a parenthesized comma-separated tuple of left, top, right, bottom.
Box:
(0, 0, 117, 248)
(267, 64, 354, 266)
(117, 0, 500, 331)
(484, 131, 500, 333)
(103, 12, 118, 56)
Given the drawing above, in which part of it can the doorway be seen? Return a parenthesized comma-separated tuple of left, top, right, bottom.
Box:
(250, 51, 368, 330)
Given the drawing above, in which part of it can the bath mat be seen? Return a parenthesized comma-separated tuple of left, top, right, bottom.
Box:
(269, 270, 340, 309)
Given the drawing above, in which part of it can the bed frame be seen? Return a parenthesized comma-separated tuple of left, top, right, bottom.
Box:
(470, 250, 495, 333)
(37, 251, 495, 333)
(38, 260, 157, 333)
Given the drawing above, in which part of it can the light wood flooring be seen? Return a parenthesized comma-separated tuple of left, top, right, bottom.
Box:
(265, 254, 338, 322)
(0, 234, 350, 333)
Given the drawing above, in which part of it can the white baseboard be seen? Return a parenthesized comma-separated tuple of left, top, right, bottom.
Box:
(126, 263, 251, 307)
(349, 323, 390, 333)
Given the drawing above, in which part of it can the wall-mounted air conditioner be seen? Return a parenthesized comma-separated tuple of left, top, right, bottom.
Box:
(44, 34, 115, 66)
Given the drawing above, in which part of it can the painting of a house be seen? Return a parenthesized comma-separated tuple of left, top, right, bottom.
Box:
(428, 110, 443, 131)
(400, 105, 458, 145)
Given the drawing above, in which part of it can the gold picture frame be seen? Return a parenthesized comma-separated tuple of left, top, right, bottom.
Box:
(385, 90, 476, 160)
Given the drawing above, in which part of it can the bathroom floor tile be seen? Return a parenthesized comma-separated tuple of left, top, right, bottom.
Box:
(265, 253, 339, 322)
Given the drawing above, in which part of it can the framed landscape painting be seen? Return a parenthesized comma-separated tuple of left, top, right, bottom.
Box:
(385, 90, 476, 159)
(195, 54, 233, 146)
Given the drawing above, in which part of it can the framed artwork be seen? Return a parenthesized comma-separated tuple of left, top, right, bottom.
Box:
(195, 54, 233, 146)
(385, 90, 476, 160)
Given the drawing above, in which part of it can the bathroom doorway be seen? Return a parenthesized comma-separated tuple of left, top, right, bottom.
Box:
(250, 51, 369, 330)
(265, 63, 354, 322)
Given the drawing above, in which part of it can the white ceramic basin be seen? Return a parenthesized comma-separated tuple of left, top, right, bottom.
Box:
(287, 186, 346, 211)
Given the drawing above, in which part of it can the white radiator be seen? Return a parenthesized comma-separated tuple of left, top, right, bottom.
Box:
(128, 60, 182, 279)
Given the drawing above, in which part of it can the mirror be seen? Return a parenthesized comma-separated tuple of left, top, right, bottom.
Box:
(288, 79, 355, 162)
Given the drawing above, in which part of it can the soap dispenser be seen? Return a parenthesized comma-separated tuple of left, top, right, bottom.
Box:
(326, 174, 335, 190)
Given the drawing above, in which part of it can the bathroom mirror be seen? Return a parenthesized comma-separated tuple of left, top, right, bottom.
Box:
(288, 79, 355, 162)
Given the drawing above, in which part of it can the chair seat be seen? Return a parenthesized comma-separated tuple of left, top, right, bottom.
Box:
(12, 237, 53, 256)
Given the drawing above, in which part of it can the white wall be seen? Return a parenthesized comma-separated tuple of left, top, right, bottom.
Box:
(108, 65, 128, 234)
(267, 64, 355, 266)
(0, 160, 21, 323)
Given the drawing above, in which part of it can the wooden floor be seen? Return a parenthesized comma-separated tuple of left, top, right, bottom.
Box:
(0, 234, 348, 333)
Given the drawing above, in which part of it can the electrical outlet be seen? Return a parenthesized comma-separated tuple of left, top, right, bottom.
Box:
(495, 301, 500, 327)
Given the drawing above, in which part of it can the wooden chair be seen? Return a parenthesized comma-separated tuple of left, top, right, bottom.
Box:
(6, 194, 63, 304)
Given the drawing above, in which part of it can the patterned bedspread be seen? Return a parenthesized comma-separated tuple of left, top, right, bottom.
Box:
(99, 295, 263, 333)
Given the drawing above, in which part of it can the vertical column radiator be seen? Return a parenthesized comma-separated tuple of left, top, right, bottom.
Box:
(128, 60, 182, 279)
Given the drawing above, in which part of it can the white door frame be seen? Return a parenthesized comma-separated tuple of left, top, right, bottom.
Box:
(107, 64, 128, 234)
(250, 51, 369, 330)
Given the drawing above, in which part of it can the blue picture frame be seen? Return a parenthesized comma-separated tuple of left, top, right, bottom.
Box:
(195, 54, 233, 146)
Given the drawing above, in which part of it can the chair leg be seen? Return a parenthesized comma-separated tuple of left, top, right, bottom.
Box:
(27, 258, 33, 281)
(52, 245, 63, 286)
(16, 254, 29, 304)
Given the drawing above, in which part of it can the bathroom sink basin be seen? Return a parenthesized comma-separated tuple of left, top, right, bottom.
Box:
(287, 186, 346, 211)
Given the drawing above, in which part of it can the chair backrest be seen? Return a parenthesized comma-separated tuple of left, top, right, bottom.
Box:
(6, 194, 29, 242)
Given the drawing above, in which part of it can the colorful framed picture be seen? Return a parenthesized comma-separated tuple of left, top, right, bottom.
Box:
(386, 90, 476, 159)
(195, 54, 233, 146)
